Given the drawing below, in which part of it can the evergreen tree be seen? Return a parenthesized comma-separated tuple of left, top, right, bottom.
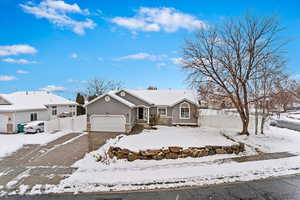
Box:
(76, 93, 86, 115)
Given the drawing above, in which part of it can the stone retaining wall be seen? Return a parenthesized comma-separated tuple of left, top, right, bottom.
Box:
(107, 143, 245, 162)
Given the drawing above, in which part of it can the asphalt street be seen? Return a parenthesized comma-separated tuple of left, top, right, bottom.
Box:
(2, 174, 300, 200)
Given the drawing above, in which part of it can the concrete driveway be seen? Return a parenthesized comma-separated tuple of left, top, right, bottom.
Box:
(0, 132, 120, 195)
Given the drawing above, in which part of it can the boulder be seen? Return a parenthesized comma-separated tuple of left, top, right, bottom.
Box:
(165, 152, 178, 159)
(182, 149, 191, 154)
(216, 148, 227, 154)
(179, 153, 189, 158)
(168, 146, 183, 153)
(162, 148, 170, 154)
(107, 150, 114, 159)
(145, 149, 161, 156)
(153, 153, 164, 160)
(128, 153, 139, 161)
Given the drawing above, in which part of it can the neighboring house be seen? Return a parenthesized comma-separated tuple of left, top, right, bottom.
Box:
(0, 91, 77, 133)
(85, 89, 199, 133)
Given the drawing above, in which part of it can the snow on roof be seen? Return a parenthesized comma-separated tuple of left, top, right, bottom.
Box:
(0, 91, 76, 112)
(108, 91, 135, 108)
(124, 89, 199, 106)
(85, 91, 135, 108)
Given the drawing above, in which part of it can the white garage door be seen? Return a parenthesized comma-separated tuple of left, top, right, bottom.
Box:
(90, 115, 126, 132)
(0, 114, 8, 132)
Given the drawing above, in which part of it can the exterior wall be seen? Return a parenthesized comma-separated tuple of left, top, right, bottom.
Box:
(149, 107, 157, 116)
(116, 91, 150, 106)
(86, 95, 132, 124)
(14, 110, 50, 125)
(48, 105, 76, 120)
(0, 112, 14, 133)
(155, 106, 172, 125)
(171, 101, 198, 125)
(131, 108, 137, 124)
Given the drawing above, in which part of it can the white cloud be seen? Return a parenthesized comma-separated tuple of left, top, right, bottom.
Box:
(16, 70, 29, 74)
(67, 79, 87, 84)
(170, 57, 184, 65)
(39, 85, 67, 92)
(114, 52, 166, 61)
(0, 76, 17, 81)
(3, 58, 37, 64)
(111, 7, 208, 33)
(70, 53, 78, 59)
(20, 0, 96, 35)
(0, 45, 37, 57)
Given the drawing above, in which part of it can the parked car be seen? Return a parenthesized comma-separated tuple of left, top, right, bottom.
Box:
(24, 121, 45, 134)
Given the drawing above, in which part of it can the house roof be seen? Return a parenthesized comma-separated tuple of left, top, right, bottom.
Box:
(0, 91, 76, 112)
(123, 89, 199, 106)
(84, 91, 135, 108)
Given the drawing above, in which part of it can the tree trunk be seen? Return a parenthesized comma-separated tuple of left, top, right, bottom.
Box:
(260, 115, 266, 134)
(240, 115, 250, 135)
(254, 102, 258, 135)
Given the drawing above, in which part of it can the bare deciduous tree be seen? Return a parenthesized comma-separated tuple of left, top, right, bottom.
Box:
(182, 15, 286, 135)
(86, 78, 123, 101)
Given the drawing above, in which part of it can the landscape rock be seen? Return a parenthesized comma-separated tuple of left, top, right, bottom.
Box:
(216, 148, 227, 154)
(168, 146, 183, 153)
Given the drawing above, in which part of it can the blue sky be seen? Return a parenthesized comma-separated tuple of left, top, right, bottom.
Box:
(1, 0, 300, 99)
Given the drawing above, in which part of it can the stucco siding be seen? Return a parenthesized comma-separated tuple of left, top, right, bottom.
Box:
(15, 110, 49, 125)
(87, 96, 132, 124)
(172, 101, 198, 125)
(116, 91, 150, 106)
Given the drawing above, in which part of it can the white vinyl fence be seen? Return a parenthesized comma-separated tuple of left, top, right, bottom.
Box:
(198, 109, 261, 130)
(45, 115, 87, 133)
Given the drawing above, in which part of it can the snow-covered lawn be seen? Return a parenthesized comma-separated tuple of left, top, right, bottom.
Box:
(5, 125, 299, 195)
(0, 131, 73, 158)
(224, 126, 300, 154)
(37, 125, 300, 195)
(114, 126, 237, 152)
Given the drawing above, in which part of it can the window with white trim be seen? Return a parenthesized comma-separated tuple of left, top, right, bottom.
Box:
(30, 113, 37, 121)
(158, 107, 167, 117)
(180, 102, 190, 119)
(52, 106, 57, 116)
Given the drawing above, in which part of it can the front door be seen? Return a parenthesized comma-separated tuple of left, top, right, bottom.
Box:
(138, 107, 144, 120)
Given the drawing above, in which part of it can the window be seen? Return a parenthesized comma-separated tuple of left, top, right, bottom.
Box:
(180, 102, 190, 119)
(105, 96, 110, 102)
(120, 91, 126, 97)
(30, 113, 37, 121)
(158, 107, 167, 117)
(52, 106, 57, 116)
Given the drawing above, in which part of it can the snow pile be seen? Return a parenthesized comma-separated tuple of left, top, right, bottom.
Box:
(113, 126, 237, 152)
(0, 131, 73, 158)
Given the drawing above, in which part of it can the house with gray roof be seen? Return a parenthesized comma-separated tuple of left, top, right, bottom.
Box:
(85, 89, 200, 133)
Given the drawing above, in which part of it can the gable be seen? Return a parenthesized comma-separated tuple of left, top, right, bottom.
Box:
(0, 96, 11, 105)
(116, 90, 151, 106)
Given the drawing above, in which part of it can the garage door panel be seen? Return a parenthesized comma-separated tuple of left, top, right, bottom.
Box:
(90, 115, 126, 132)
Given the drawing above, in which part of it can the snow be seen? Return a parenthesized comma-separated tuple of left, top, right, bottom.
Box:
(0, 130, 73, 158)
(84, 92, 135, 108)
(125, 89, 199, 106)
(0, 91, 76, 112)
(2, 124, 300, 196)
(224, 125, 300, 154)
(39, 125, 300, 194)
(113, 126, 237, 152)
